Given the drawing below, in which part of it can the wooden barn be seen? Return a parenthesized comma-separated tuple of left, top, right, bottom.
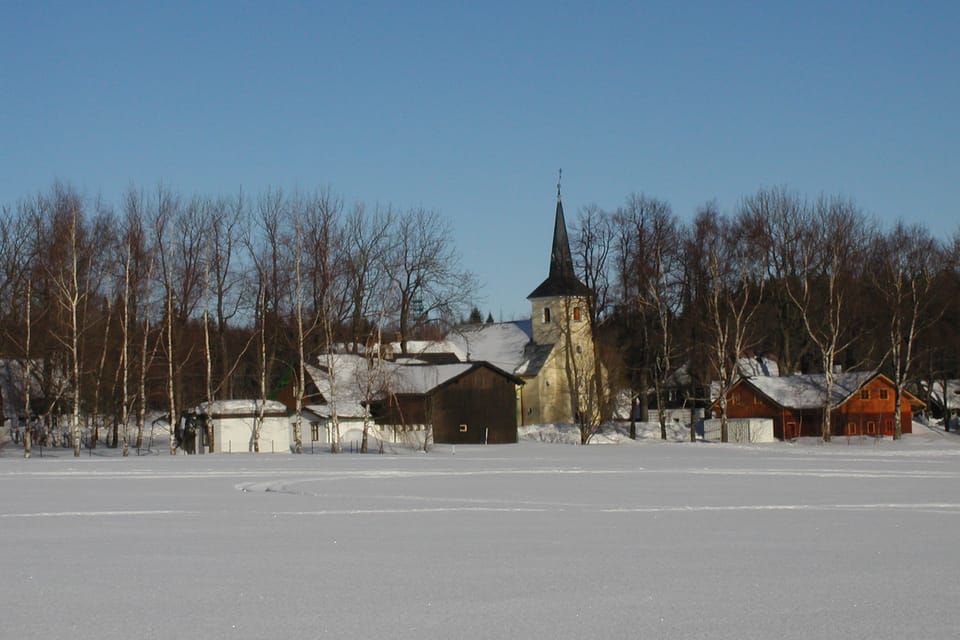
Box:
(370, 362, 523, 444)
(710, 372, 925, 440)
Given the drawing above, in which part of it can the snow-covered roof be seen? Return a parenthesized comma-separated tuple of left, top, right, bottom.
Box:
(380, 340, 468, 361)
(446, 321, 533, 373)
(194, 399, 289, 416)
(306, 354, 381, 418)
(737, 354, 779, 377)
(745, 372, 876, 409)
(389, 363, 475, 394)
(515, 343, 553, 377)
(921, 380, 960, 410)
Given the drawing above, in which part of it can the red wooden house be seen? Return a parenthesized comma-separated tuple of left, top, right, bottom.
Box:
(711, 372, 925, 440)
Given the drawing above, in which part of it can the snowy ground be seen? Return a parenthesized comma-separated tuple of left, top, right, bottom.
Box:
(3, 424, 960, 639)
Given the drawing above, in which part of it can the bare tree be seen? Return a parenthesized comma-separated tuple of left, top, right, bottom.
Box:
(740, 187, 811, 375)
(343, 202, 392, 351)
(698, 205, 765, 441)
(570, 204, 616, 443)
(614, 194, 684, 440)
(387, 208, 478, 353)
(248, 189, 293, 452)
(785, 196, 873, 441)
(871, 223, 944, 439)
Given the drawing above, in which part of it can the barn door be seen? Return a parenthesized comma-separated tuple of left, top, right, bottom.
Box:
(784, 421, 798, 440)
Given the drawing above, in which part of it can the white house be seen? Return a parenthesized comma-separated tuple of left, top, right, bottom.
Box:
(189, 400, 291, 453)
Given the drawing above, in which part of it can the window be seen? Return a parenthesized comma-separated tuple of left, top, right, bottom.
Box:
(879, 389, 889, 400)
(311, 424, 319, 442)
(867, 421, 877, 435)
(543, 307, 551, 323)
(575, 345, 582, 354)
(860, 389, 871, 400)
(573, 306, 582, 322)
(753, 395, 762, 405)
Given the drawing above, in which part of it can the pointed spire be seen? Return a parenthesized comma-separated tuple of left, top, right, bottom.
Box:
(528, 175, 593, 300)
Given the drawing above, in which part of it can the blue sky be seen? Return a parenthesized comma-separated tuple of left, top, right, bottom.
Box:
(2, 1, 957, 319)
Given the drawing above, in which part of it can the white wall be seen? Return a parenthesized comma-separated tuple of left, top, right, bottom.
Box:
(213, 415, 291, 453)
(703, 418, 775, 443)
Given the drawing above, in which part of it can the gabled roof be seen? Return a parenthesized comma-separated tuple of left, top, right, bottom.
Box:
(306, 354, 384, 418)
(446, 320, 532, 373)
(739, 371, 924, 411)
(528, 196, 592, 299)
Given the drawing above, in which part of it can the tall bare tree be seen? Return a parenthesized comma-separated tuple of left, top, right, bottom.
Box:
(871, 223, 944, 439)
(785, 196, 873, 441)
(387, 208, 478, 353)
(697, 205, 765, 441)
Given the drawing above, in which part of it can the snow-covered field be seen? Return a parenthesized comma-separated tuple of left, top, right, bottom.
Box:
(3, 425, 960, 639)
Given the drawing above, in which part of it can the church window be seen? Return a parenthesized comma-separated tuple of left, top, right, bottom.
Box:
(573, 306, 582, 322)
(543, 307, 551, 323)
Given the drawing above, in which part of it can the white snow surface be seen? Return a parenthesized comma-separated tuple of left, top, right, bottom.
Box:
(3, 423, 960, 639)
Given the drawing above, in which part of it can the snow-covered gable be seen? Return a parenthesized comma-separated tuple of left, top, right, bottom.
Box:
(737, 354, 779, 377)
(446, 321, 533, 373)
(306, 354, 381, 419)
(746, 371, 876, 409)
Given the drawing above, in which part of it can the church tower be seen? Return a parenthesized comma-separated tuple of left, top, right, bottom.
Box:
(522, 176, 599, 425)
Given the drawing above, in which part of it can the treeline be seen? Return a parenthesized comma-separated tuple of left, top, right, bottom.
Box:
(570, 187, 960, 439)
(0, 183, 478, 456)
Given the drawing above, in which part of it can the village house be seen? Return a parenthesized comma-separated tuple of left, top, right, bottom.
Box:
(710, 371, 925, 440)
(184, 400, 292, 453)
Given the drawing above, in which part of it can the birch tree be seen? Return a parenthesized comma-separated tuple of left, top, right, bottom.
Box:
(698, 206, 764, 441)
(871, 223, 944, 439)
(387, 208, 478, 353)
(785, 196, 873, 441)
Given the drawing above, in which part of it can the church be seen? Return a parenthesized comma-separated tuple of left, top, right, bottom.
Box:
(447, 186, 601, 426)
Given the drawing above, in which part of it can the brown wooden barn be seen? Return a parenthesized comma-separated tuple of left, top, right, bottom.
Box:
(710, 372, 925, 440)
(370, 362, 523, 444)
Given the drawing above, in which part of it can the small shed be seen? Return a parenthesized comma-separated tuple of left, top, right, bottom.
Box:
(703, 418, 775, 443)
(190, 400, 291, 453)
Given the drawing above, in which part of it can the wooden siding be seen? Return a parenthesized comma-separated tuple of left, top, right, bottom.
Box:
(374, 364, 519, 444)
(714, 374, 918, 440)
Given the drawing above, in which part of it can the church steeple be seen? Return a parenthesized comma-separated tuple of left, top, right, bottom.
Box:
(528, 173, 592, 300)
